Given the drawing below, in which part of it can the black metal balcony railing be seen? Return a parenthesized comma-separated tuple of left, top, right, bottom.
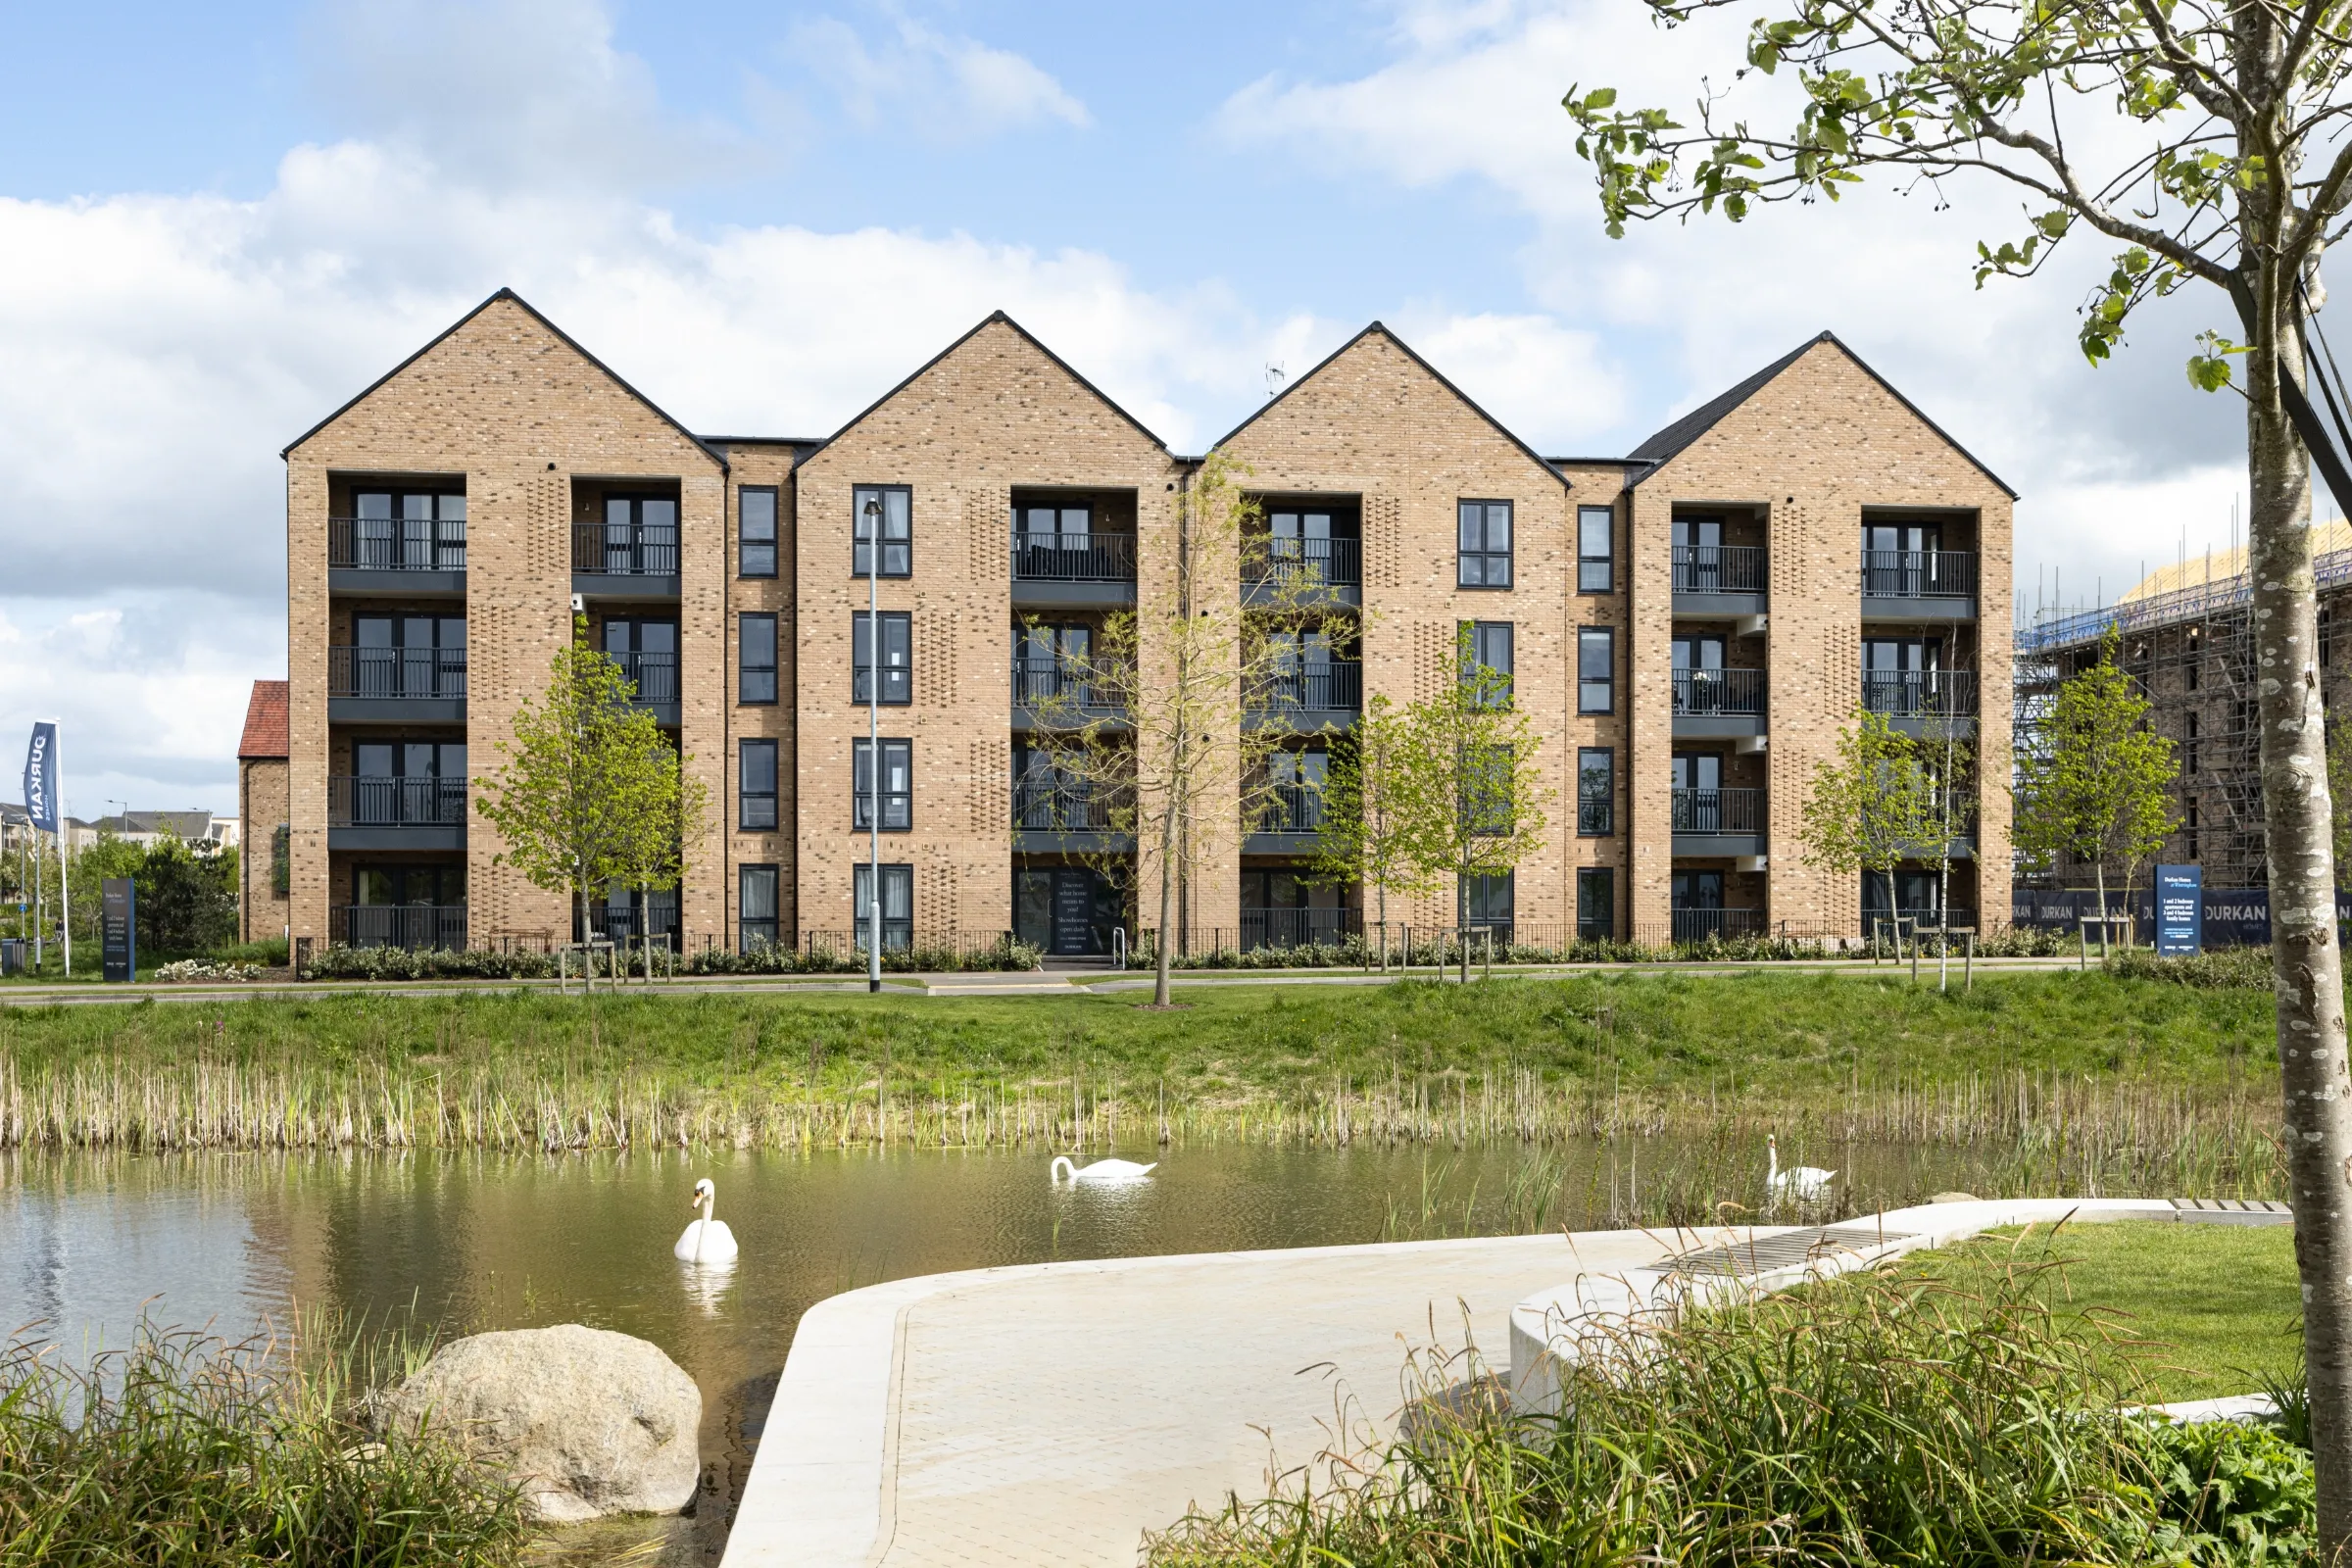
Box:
(611, 650, 678, 704)
(1250, 782, 1325, 834)
(1011, 532, 1136, 583)
(328, 646, 467, 700)
(328, 776, 467, 828)
(1863, 668, 1979, 718)
(1671, 668, 1767, 716)
(1672, 544, 1767, 595)
(1671, 787, 1764, 834)
(1669, 906, 1766, 944)
(1249, 661, 1363, 713)
(1011, 657, 1121, 709)
(1012, 778, 1120, 831)
(329, 517, 466, 571)
(336, 905, 467, 951)
(1246, 536, 1362, 588)
(1242, 906, 1361, 951)
(1862, 550, 1977, 599)
(573, 520, 679, 575)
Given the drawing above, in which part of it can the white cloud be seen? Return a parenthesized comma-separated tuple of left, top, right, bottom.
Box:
(785, 11, 1091, 141)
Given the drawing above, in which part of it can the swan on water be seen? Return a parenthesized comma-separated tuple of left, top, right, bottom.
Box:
(1051, 1155, 1157, 1185)
(1766, 1135, 1836, 1202)
(674, 1177, 740, 1263)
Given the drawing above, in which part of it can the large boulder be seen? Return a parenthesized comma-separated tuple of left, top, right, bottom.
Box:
(374, 1324, 701, 1522)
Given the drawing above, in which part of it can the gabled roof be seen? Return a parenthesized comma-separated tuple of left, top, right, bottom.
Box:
(281, 288, 727, 470)
(1211, 322, 1567, 485)
(239, 679, 289, 760)
(811, 311, 1170, 458)
(1629, 331, 2017, 498)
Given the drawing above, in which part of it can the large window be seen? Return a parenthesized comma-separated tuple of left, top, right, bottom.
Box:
(603, 619, 678, 704)
(854, 862, 914, 952)
(1577, 867, 1614, 942)
(739, 864, 780, 952)
(600, 495, 678, 575)
(739, 740, 778, 831)
(351, 614, 466, 698)
(349, 490, 466, 570)
(740, 487, 778, 577)
(853, 484, 912, 577)
(1578, 627, 1615, 713)
(1457, 500, 1513, 588)
(1459, 744, 1514, 836)
(1578, 505, 1614, 593)
(1578, 747, 1614, 836)
(854, 738, 913, 830)
(854, 612, 912, 705)
(1461, 872, 1514, 933)
(1460, 620, 1513, 706)
(740, 613, 777, 705)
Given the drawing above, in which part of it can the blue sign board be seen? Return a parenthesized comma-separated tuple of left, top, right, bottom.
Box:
(2154, 864, 2203, 956)
(101, 877, 135, 983)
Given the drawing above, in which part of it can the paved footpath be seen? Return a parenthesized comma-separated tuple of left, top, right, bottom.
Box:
(722, 1228, 1711, 1568)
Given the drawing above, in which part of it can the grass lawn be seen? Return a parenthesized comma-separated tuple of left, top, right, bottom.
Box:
(1907, 1219, 2302, 1400)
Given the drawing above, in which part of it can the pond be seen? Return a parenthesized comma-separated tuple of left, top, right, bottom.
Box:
(0, 1136, 2029, 1561)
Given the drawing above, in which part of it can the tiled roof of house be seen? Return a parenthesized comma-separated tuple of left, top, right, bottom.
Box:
(240, 679, 289, 760)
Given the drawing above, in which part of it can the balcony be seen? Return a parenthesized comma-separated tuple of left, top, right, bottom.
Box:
(1244, 782, 1324, 853)
(333, 905, 468, 952)
(1244, 537, 1361, 606)
(1247, 661, 1362, 727)
(1863, 668, 1978, 732)
(1862, 550, 1978, 619)
(1010, 533, 1136, 606)
(1242, 906, 1360, 951)
(328, 516, 466, 596)
(573, 520, 680, 598)
(1011, 777, 1132, 853)
(1671, 668, 1766, 738)
(327, 646, 466, 724)
(610, 649, 679, 725)
(1672, 787, 1765, 857)
(1011, 657, 1126, 724)
(1672, 544, 1767, 615)
(327, 776, 466, 851)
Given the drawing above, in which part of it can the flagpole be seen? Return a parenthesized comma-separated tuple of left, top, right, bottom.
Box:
(54, 721, 69, 978)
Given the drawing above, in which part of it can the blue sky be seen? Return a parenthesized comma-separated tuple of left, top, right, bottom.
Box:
(0, 0, 2255, 813)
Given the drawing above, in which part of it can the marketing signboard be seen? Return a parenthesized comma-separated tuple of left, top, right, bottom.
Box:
(2154, 864, 2203, 956)
(101, 877, 135, 982)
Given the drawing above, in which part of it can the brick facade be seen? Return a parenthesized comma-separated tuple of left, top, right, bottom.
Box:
(274, 293, 2010, 956)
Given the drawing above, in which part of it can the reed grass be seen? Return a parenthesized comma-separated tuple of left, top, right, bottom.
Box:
(1148, 1257, 2316, 1566)
(0, 1315, 530, 1567)
(0, 973, 2284, 1189)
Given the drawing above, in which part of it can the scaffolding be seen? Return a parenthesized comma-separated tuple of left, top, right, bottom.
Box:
(2015, 539, 2352, 892)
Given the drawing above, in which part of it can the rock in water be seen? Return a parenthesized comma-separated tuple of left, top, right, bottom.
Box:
(375, 1324, 701, 1522)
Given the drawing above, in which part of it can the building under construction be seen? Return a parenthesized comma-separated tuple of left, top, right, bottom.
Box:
(2015, 520, 2352, 893)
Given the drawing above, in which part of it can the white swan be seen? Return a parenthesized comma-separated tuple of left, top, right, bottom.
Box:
(1767, 1135, 1837, 1202)
(673, 1177, 740, 1263)
(1051, 1155, 1157, 1185)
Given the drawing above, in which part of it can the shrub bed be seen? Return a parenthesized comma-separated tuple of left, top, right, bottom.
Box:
(301, 938, 1045, 981)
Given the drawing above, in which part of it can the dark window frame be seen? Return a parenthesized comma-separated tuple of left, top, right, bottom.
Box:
(1577, 746, 1615, 836)
(1578, 627, 1615, 714)
(1456, 499, 1514, 589)
(854, 611, 913, 706)
(853, 484, 913, 578)
(1577, 505, 1614, 594)
(1460, 869, 1515, 929)
(739, 863, 780, 952)
(740, 612, 778, 706)
(1577, 866, 1615, 942)
(853, 737, 914, 832)
(1459, 620, 1515, 707)
(739, 739, 779, 832)
(739, 486, 779, 578)
(854, 861, 915, 953)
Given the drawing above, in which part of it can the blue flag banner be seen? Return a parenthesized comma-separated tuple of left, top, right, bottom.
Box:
(22, 722, 56, 833)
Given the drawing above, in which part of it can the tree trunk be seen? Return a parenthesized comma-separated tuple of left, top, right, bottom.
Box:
(2250, 322, 2352, 1558)
(2094, 860, 2110, 959)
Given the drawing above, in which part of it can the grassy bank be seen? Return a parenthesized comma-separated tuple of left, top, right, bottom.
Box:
(0, 971, 2284, 1200)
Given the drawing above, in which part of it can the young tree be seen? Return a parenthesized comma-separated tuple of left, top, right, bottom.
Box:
(475, 616, 702, 960)
(1407, 628, 1555, 964)
(1022, 453, 1350, 1004)
(1798, 708, 1934, 946)
(1564, 10, 2352, 1525)
(1912, 719, 1977, 938)
(2013, 630, 2180, 953)
(1307, 693, 1444, 964)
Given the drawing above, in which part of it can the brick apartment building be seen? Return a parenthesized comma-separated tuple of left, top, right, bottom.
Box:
(257, 288, 2011, 958)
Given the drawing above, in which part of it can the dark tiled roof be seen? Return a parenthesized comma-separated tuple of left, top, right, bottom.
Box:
(239, 679, 289, 760)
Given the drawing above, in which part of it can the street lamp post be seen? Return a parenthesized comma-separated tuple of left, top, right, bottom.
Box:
(863, 494, 883, 995)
